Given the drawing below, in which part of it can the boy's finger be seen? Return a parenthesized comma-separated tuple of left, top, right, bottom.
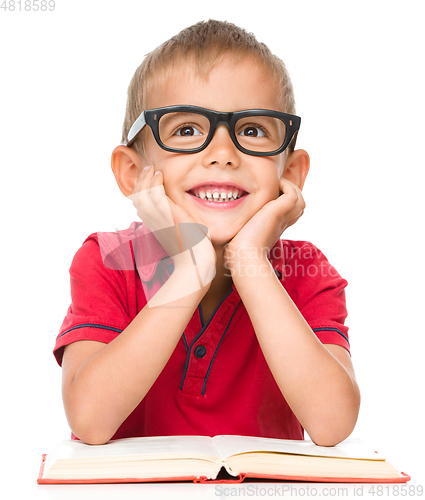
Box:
(279, 178, 304, 209)
(149, 172, 176, 225)
(149, 188, 175, 228)
(139, 165, 156, 191)
(131, 166, 157, 209)
(132, 165, 155, 198)
(279, 177, 299, 196)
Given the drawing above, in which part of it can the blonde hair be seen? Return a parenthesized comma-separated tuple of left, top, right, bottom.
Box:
(122, 19, 296, 156)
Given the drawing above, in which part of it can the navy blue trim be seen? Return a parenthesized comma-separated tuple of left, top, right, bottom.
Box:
(201, 300, 242, 395)
(197, 286, 233, 330)
(57, 323, 123, 340)
(182, 333, 189, 352)
(180, 287, 234, 391)
(198, 303, 204, 328)
(313, 327, 349, 345)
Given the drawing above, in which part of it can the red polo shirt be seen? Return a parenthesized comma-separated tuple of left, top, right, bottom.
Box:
(55, 222, 349, 441)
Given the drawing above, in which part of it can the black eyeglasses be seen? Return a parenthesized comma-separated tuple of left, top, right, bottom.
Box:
(125, 105, 301, 157)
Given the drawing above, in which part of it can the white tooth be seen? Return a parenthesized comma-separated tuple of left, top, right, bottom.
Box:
(206, 191, 212, 199)
(199, 190, 206, 199)
(233, 190, 239, 199)
(213, 192, 220, 200)
(220, 192, 227, 199)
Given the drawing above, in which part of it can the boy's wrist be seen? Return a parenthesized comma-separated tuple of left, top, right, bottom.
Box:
(164, 260, 212, 299)
(226, 255, 274, 283)
(147, 269, 209, 308)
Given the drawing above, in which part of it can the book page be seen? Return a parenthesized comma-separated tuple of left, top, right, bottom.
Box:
(43, 435, 221, 478)
(211, 435, 385, 461)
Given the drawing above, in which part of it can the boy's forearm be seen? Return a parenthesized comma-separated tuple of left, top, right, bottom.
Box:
(232, 257, 360, 446)
(63, 267, 207, 445)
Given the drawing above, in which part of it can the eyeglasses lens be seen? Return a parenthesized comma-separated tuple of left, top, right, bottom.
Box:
(159, 112, 210, 150)
(235, 116, 286, 153)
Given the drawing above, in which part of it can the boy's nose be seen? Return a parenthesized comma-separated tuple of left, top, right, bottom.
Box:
(202, 124, 240, 166)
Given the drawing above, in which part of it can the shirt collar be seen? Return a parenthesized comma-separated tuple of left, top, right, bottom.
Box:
(268, 238, 286, 275)
(95, 221, 169, 282)
(97, 223, 287, 283)
(131, 222, 169, 282)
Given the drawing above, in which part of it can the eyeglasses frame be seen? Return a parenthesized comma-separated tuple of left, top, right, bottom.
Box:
(125, 105, 301, 157)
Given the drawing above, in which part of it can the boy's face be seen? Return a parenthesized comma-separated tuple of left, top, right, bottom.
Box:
(141, 56, 288, 247)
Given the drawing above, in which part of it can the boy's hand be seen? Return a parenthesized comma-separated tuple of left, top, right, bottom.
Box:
(224, 177, 305, 273)
(131, 165, 216, 284)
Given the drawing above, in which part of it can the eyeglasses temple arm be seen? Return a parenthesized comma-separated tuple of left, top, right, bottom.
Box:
(125, 111, 147, 147)
(288, 130, 298, 153)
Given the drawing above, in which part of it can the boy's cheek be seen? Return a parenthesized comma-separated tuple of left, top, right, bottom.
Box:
(156, 154, 182, 168)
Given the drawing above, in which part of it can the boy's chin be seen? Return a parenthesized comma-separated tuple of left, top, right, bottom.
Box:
(210, 231, 237, 248)
(211, 238, 233, 249)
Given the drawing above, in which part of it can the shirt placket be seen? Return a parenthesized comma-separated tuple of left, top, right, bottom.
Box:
(180, 290, 241, 396)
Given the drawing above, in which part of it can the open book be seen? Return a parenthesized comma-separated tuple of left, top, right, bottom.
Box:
(38, 435, 410, 484)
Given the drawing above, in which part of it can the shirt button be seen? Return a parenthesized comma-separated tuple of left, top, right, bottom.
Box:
(194, 345, 207, 359)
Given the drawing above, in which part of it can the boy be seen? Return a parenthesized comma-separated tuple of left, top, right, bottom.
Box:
(55, 20, 360, 446)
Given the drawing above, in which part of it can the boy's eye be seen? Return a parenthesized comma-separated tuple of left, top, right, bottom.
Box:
(238, 124, 268, 138)
(175, 124, 202, 137)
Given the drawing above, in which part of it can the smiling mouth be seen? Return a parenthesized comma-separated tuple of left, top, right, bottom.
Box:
(188, 184, 248, 202)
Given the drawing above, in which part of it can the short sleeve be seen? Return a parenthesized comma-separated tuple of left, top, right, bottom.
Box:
(54, 235, 139, 366)
(281, 241, 350, 353)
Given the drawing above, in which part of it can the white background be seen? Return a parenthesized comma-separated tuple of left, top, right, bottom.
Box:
(1, 1, 424, 498)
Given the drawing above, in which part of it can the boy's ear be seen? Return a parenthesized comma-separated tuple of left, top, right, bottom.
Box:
(282, 149, 310, 191)
(111, 146, 145, 197)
